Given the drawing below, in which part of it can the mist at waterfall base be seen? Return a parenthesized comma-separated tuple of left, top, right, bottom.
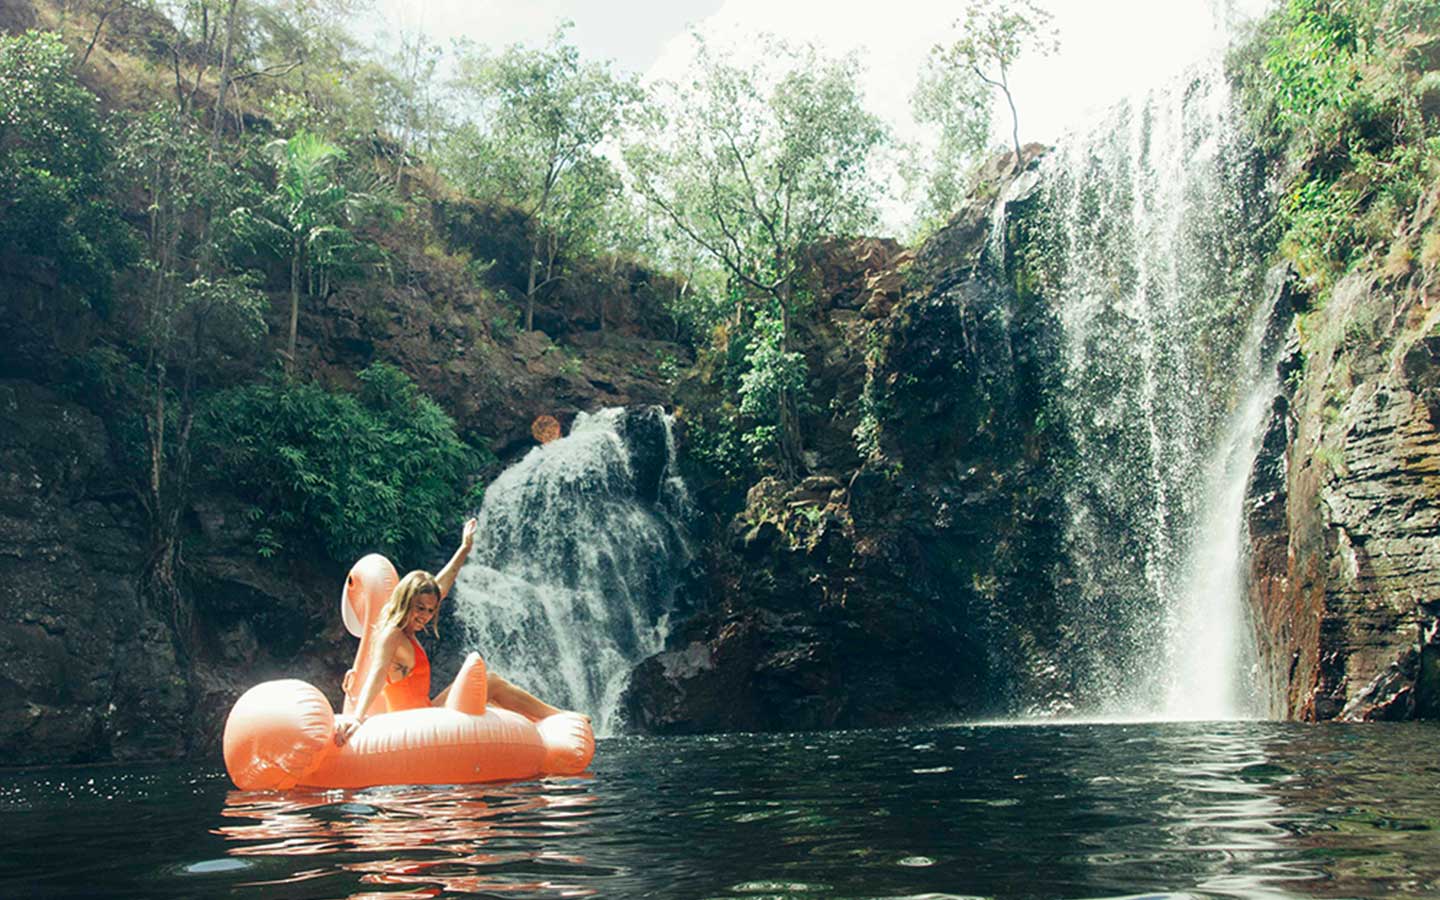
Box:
(450, 408, 691, 736)
(1014, 59, 1278, 722)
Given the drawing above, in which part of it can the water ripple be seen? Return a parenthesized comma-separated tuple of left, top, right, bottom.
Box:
(5, 722, 1440, 898)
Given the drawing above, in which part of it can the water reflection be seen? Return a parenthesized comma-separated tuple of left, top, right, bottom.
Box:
(1146, 728, 1314, 899)
(1259, 726, 1440, 898)
(218, 778, 607, 897)
(6, 722, 1440, 898)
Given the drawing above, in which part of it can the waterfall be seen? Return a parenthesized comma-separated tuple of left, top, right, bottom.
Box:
(1160, 313, 1275, 720)
(451, 407, 692, 736)
(1029, 60, 1275, 718)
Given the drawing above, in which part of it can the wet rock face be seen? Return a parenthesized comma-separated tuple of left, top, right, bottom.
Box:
(0, 379, 349, 764)
(627, 151, 1066, 732)
(1248, 270, 1440, 721)
(615, 406, 670, 504)
(0, 379, 183, 763)
(624, 612, 841, 733)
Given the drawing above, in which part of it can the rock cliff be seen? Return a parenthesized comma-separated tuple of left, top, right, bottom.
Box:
(1247, 207, 1440, 720)
(625, 148, 1073, 732)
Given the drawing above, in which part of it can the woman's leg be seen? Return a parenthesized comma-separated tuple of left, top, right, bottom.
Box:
(486, 672, 566, 721)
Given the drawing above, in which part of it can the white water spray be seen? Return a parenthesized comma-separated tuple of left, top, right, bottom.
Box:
(451, 408, 692, 736)
(1032, 59, 1275, 719)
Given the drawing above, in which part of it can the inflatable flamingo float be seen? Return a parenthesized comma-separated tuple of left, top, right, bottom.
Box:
(223, 554, 595, 790)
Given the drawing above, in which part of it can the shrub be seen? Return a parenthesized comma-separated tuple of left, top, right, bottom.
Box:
(197, 364, 482, 562)
(1234, 0, 1440, 295)
(0, 30, 135, 308)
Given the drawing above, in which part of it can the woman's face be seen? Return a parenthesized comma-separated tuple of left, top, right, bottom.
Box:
(407, 593, 440, 633)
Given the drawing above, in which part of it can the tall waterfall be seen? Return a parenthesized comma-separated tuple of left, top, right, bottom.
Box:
(452, 407, 692, 736)
(1028, 61, 1275, 718)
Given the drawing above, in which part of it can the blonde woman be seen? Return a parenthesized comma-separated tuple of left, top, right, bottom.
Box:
(333, 518, 566, 745)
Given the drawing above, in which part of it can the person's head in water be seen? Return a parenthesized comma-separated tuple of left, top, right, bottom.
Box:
(382, 571, 441, 637)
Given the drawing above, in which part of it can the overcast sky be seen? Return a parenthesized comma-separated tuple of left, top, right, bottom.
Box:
(371, 0, 1272, 137)
(366, 0, 1275, 228)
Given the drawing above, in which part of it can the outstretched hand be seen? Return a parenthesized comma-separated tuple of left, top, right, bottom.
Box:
(461, 517, 478, 550)
(334, 714, 362, 746)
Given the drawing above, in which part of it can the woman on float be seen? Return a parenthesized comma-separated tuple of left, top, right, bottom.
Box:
(333, 518, 569, 745)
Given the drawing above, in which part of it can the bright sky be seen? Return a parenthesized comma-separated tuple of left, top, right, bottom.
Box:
(368, 0, 1275, 228)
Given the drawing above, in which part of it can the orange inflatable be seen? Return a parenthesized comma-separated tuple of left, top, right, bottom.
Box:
(223, 554, 595, 790)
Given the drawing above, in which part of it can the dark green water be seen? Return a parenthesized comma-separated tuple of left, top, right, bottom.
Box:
(3, 722, 1438, 899)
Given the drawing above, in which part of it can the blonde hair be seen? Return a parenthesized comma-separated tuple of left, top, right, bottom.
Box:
(380, 570, 442, 637)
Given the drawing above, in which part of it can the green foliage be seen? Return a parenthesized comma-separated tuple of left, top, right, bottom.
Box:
(363, 29, 445, 159)
(920, 0, 1059, 185)
(118, 104, 252, 245)
(199, 0, 382, 139)
(231, 129, 399, 365)
(657, 350, 682, 385)
(628, 37, 887, 305)
(197, 364, 480, 562)
(1313, 442, 1347, 477)
(628, 36, 886, 472)
(737, 307, 808, 453)
(1234, 0, 1440, 294)
(556, 348, 584, 377)
(441, 24, 641, 329)
(0, 30, 135, 308)
(682, 408, 752, 487)
(908, 60, 993, 228)
(267, 132, 362, 278)
(852, 379, 886, 460)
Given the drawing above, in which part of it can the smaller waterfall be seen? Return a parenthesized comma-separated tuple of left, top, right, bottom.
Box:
(452, 408, 692, 736)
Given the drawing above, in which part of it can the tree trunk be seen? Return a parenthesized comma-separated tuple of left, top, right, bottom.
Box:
(1000, 64, 1022, 173)
(211, 0, 240, 152)
(525, 229, 541, 332)
(776, 281, 804, 479)
(287, 237, 301, 372)
(78, 1, 118, 69)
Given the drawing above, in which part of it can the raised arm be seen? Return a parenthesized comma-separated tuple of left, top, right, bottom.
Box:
(435, 518, 478, 599)
(334, 626, 403, 745)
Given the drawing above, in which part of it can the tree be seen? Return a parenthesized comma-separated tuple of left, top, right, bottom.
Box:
(75, 0, 136, 69)
(144, 0, 373, 139)
(626, 37, 887, 474)
(0, 30, 134, 308)
(928, 0, 1058, 172)
(115, 104, 267, 639)
(908, 55, 994, 228)
(232, 130, 395, 370)
(443, 25, 640, 332)
(387, 28, 444, 162)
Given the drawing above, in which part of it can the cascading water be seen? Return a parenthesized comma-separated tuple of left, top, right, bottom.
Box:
(1161, 281, 1284, 720)
(1026, 59, 1276, 718)
(451, 407, 692, 736)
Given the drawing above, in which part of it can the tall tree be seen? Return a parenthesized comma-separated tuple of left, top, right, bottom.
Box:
(927, 0, 1059, 171)
(210, 0, 240, 149)
(626, 37, 887, 474)
(444, 25, 639, 332)
(908, 55, 994, 229)
(0, 30, 133, 307)
(117, 105, 267, 639)
(233, 131, 394, 371)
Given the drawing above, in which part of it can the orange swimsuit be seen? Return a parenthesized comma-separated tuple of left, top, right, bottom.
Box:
(381, 635, 431, 712)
